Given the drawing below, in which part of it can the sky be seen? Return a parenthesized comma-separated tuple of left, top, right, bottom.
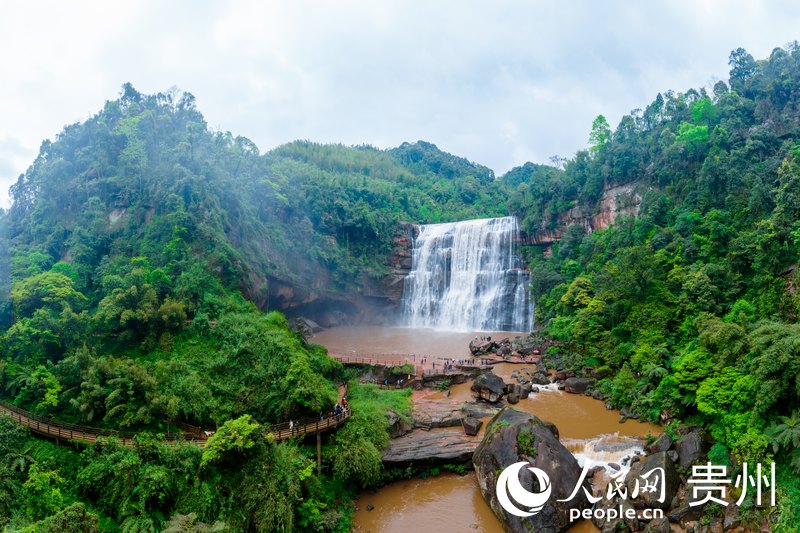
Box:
(1, 1, 800, 207)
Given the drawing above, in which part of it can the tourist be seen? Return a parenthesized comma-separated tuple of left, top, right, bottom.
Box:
(289, 420, 294, 432)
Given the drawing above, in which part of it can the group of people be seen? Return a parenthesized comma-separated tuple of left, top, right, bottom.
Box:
(287, 397, 349, 434)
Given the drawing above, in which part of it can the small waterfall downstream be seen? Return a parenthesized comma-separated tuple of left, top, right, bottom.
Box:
(402, 216, 534, 332)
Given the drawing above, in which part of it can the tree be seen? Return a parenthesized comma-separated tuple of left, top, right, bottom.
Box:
(588, 115, 611, 156)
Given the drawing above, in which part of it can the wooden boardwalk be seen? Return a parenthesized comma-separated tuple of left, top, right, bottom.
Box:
(0, 384, 351, 448)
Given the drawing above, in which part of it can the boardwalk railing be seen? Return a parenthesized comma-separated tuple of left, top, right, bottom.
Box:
(0, 401, 204, 446)
(267, 408, 351, 441)
(0, 382, 352, 448)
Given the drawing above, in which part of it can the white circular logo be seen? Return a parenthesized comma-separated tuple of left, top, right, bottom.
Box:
(495, 461, 552, 517)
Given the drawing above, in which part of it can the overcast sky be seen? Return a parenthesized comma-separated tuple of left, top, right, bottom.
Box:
(1, 1, 799, 207)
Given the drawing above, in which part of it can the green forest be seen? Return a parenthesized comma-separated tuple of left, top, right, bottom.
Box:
(2, 42, 800, 530)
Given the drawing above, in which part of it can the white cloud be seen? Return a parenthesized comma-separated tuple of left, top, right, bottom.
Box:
(1, 0, 799, 207)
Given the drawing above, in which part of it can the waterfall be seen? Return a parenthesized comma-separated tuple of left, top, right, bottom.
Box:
(401, 216, 534, 332)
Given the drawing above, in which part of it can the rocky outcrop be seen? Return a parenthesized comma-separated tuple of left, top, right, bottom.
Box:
(382, 428, 482, 464)
(564, 377, 596, 394)
(523, 183, 643, 247)
(624, 451, 680, 510)
(473, 408, 590, 533)
(379, 222, 415, 303)
(387, 410, 413, 439)
(674, 426, 705, 470)
(463, 417, 483, 436)
(470, 338, 497, 355)
(471, 372, 506, 403)
(646, 433, 672, 454)
(412, 399, 499, 429)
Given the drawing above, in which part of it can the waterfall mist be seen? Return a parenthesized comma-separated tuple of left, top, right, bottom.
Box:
(401, 216, 534, 332)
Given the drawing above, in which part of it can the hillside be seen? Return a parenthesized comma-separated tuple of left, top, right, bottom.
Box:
(2, 42, 800, 530)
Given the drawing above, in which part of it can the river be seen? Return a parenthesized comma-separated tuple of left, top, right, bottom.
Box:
(312, 327, 660, 533)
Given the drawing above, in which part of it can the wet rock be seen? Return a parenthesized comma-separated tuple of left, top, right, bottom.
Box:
(625, 451, 680, 510)
(507, 393, 520, 404)
(295, 317, 323, 333)
(530, 372, 550, 386)
(723, 504, 741, 529)
(462, 401, 501, 420)
(667, 450, 679, 463)
(473, 408, 588, 533)
(564, 377, 596, 394)
(366, 503, 374, 511)
(462, 417, 483, 436)
(558, 384, 566, 391)
(674, 428, 705, 470)
(608, 462, 621, 471)
(470, 339, 497, 355)
(555, 369, 575, 381)
(471, 372, 505, 403)
(647, 433, 672, 454)
(530, 386, 540, 394)
(383, 428, 482, 464)
(588, 465, 605, 478)
(413, 399, 497, 429)
(387, 410, 413, 439)
(668, 501, 705, 524)
(642, 516, 671, 532)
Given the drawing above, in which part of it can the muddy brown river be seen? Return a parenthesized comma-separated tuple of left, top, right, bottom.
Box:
(312, 327, 660, 533)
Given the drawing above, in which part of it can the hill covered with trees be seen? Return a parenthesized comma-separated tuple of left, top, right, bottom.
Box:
(2, 42, 800, 530)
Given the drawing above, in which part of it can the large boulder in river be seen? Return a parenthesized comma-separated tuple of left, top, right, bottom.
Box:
(473, 408, 590, 532)
(470, 338, 497, 355)
(674, 426, 705, 470)
(471, 372, 506, 403)
(564, 377, 595, 394)
(624, 451, 680, 510)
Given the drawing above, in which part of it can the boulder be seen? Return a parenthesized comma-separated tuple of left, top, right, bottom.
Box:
(296, 317, 323, 333)
(674, 428, 705, 470)
(462, 401, 502, 420)
(463, 417, 483, 436)
(470, 338, 497, 355)
(642, 516, 671, 533)
(507, 393, 520, 404)
(624, 451, 680, 510)
(555, 369, 575, 381)
(647, 433, 672, 454)
(473, 408, 588, 532)
(722, 503, 740, 530)
(591, 496, 638, 531)
(471, 372, 506, 403)
(383, 428, 482, 464)
(387, 410, 413, 439)
(564, 377, 596, 394)
(530, 372, 551, 386)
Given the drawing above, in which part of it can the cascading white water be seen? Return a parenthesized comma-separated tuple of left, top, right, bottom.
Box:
(402, 216, 534, 331)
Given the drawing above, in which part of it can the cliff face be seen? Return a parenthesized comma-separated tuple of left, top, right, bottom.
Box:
(379, 222, 416, 304)
(524, 183, 643, 250)
(264, 222, 415, 327)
